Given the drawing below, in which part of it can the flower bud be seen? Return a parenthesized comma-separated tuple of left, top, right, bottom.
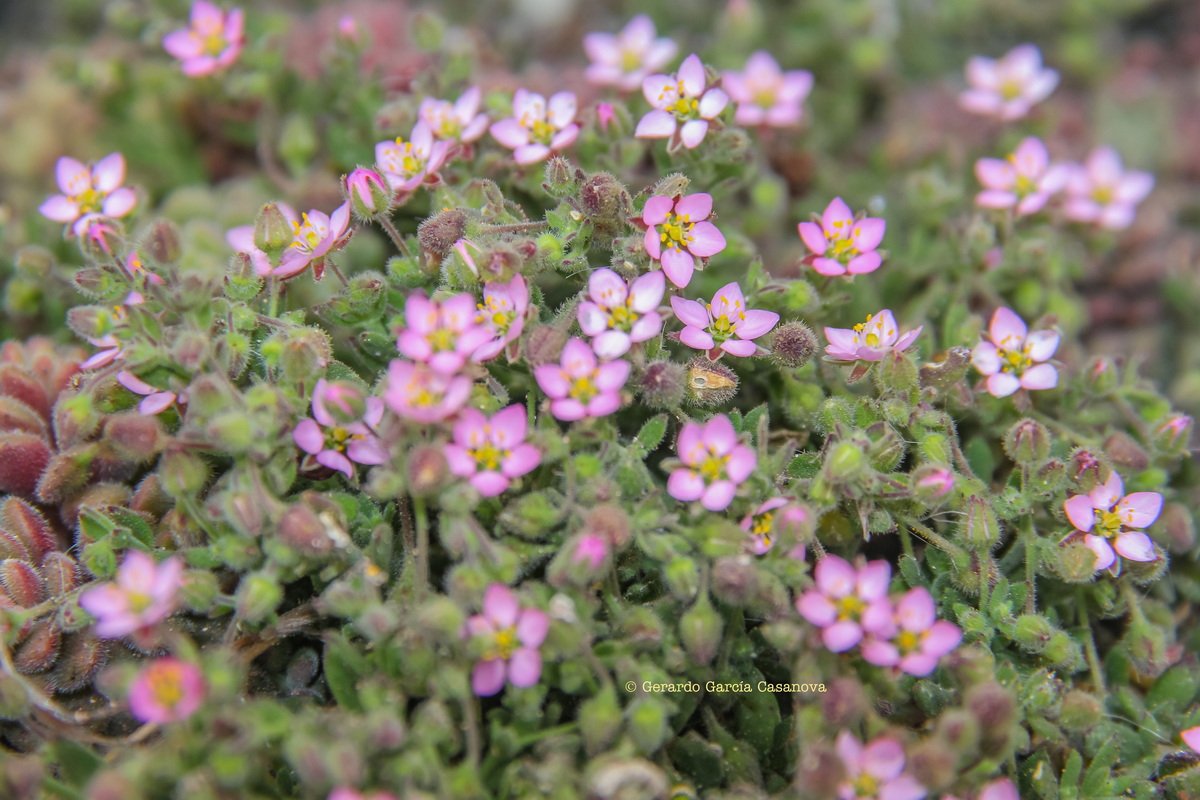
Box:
(225, 253, 264, 301)
(76, 216, 123, 259)
(551, 532, 610, 586)
(865, 422, 904, 471)
(0, 672, 31, 719)
(664, 557, 699, 600)
(417, 208, 469, 259)
(542, 156, 581, 197)
(407, 445, 448, 496)
(141, 219, 182, 266)
(1087, 357, 1117, 394)
(104, 411, 164, 461)
(1068, 448, 1104, 493)
(685, 358, 739, 406)
(1004, 418, 1050, 465)
(650, 172, 689, 199)
(583, 504, 632, 550)
(578, 172, 632, 243)
(178, 569, 219, 613)
(1053, 538, 1099, 583)
(344, 167, 391, 220)
(679, 594, 723, 665)
(824, 440, 867, 484)
(876, 348, 918, 392)
(1124, 614, 1170, 679)
(820, 678, 867, 729)
(1154, 414, 1192, 455)
(278, 503, 332, 556)
(912, 464, 955, 503)
(236, 572, 283, 623)
(966, 682, 1016, 750)
(254, 203, 294, 261)
(158, 449, 210, 497)
(627, 698, 670, 754)
(1104, 430, 1149, 472)
(579, 687, 622, 755)
(1160, 502, 1195, 553)
(906, 740, 957, 794)
(635, 360, 686, 409)
(769, 321, 817, 368)
(918, 346, 972, 391)
(962, 496, 1001, 550)
(524, 325, 567, 368)
(1012, 614, 1052, 653)
(320, 381, 370, 425)
(1029, 458, 1066, 499)
(711, 555, 759, 606)
(265, 328, 331, 385)
(935, 709, 980, 754)
(1058, 690, 1102, 733)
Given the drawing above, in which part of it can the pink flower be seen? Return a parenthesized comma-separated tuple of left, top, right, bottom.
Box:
(384, 359, 472, 424)
(1155, 414, 1192, 450)
(1183, 726, 1200, 754)
(915, 468, 955, 499)
(128, 657, 205, 724)
(860, 587, 962, 676)
(795, 555, 892, 653)
(226, 203, 300, 277)
(823, 310, 922, 364)
(490, 90, 580, 165)
(397, 292, 493, 375)
(583, 15, 677, 92)
(344, 167, 390, 217)
(740, 498, 808, 557)
(723, 51, 813, 128)
(975, 137, 1070, 216)
(534, 338, 630, 421)
(572, 533, 610, 570)
(464, 584, 549, 696)
(117, 371, 181, 416)
(293, 378, 387, 478)
(667, 414, 756, 512)
(670, 282, 779, 359)
(39, 153, 137, 225)
(971, 307, 1059, 397)
(275, 203, 352, 280)
(959, 44, 1058, 121)
(444, 405, 541, 497)
(375, 122, 453, 194)
(79, 551, 183, 639)
(799, 198, 886, 276)
(1063, 147, 1154, 230)
(72, 214, 121, 255)
(1063, 471, 1161, 573)
(835, 731, 927, 800)
(329, 791, 398, 800)
(636, 54, 729, 149)
(419, 87, 489, 143)
(596, 102, 616, 132)
(643, 192, 726, 288)
(336, 16, 361, 42)
(162, 1, 245, 77)
(578, 269, 665, 358)
(473, 275, 531, 361)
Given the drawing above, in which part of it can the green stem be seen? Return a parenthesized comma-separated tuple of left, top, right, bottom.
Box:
(464, 694, 482, 770)
(266, 276, 282, 318)
(1022, 517, 1038, 614)
(1077, 592, 1106, 692)
(899, 525, 915, 559)
(378, 216, 408, 253)
(414, 496, 430, 594)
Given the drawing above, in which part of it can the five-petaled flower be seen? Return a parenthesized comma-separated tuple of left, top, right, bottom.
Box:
(670, 282, 779, 359)
(834, 731, 927, 800)
(740, 498, 808, 557)
(473, 275, 531, 362)
(723, 51, 813, 128)
(635, 53, 729, 149)
(162, 1, 246, 77)
(798, 198, 886, 276)
(583, 15, 678, 92)
(40, 153, 137, 226)
(666, 414, 756, 512)
(1063, 146, 1154, 230)
(128, 657, 206, 724)
(79, 550, 183, 639)
(975, 137, 1070, 216)
(397, 292, 493, 375)
(375, 122, 453, 195)
(1063, 471, 1161, 573)
(578, 268, 665, 358)
(419, 87, 490, 143)
(534, 338, 630, 421)
(490, 90, 580, 165)
(117, 371, 182, 416)
(860, 587, 962, 677)
(293, 378, 387, 478)
(275, 203, 352, 280)
(971, 307, 1058, 397)
(384, 359, 472, 423)
(464, 584, 549, 696)
(795, 555, 892, 653)
(642, 192, 726, 288)
(823, 310, 922, 364)
(444, 405, 541, 497)
(959, 43, 1058, 121)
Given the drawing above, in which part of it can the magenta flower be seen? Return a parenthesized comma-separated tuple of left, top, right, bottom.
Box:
(534, 338, 630, 421)
(636, 54, 729, 149)
(275, 203, 352, 280)
(1183, 726, 1200, 754)
(971, 307, 1058, 397)
(128, 657, 205, 724)
(344, 167, 390, 217)
(915, 468, 955, 500)
(473, 275, 530, 362)
(795, 555, 892, 653)
(464, 584, 549, 696)
(723, 51, 813, 128)
(799, 198, 886, 276)
(975, 137, 1070, 216)
(397, 292, 493, 375)
(419, 87, 489, 143)
(162, 1, 245, 77)
(740, 498, 808, 557)
(667, 414, 756, 512)
(572, 533, 610, 570)
(824, 310, 922, 364)
(835, 731, 927, 800)
(117, 371, 181, 416)
(72, 213, 121, 255)
(39, 153, 137, 225)
(959, 44, 1058, 121)
(79, 551, 183, 639)
(578, 269, 665, 358)
(1063, 471, 1161, 573)
(596, 102, 616, 132)
(384, 359, 472, 424)
(444, 405, 541, 497)
(860, 588, 962, 676)
(1063, 147, 1154, 230)
(643, 192, 726, 288)
(293, 379, 387, 478)
(490, 90, 580, 165)
(583, 15, 677, 92)
(376, 122, 453, 195)
(670, 282, 779, 359)
(226, 203, 300, 277)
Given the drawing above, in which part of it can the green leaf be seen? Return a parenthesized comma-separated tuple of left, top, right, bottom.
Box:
(787, 452, 821, 479)
(323, 637, 365, 713)
(743, 405, 769, 445)
(1059, 748, 1082, 800)
(48, 740, 103, 787)
(106, 507, 155, 549)
(635, 415, 668, 455)
(898, 554, 926, 588)
(964, 437, 995, 483)
(1080, 737, 1119, 796)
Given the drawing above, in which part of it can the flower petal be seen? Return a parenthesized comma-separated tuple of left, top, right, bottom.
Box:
(1115, 492, 1163, 529)
(1113, 531, 1156, 562)
(635, 109, 677, 139)
(679, 119, 709, 149)
(687, 221, 726, 257)
(1019, 363, 1058, 390)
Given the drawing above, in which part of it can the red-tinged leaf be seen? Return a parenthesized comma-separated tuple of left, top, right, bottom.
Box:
(0, 365, 49, 420)
(48, 631, 110, 694)
(0, 559, 46, 607)
(0, 396, 48, 437)
(0, 431, 52, 499)
(1, 496, 59, 562)
(13, 619, 61, 673)
(39, 552, 80, 597)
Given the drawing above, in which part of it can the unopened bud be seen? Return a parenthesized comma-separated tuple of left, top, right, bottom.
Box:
(1058, 690, 1102, 732)
(1154, 414, 1192, 454)
(1087, 357, 1117, 394)
(1004, 418, 1050, 465)
(1161, 502, 1195, 553)
(865, 422, 904, 471)
(254, 203, 294, 261)
(637, 360, 687, 409)
(236, 572, 283, 623)
(226, 252, 264, 301)
(824, 440, 867, 483)
(279, 503, 332, 556)
(104, 411, 164, 461)
(650, 172, 690, 199)
(627, 698, 670, 754)
(524, 325, 567, 368)
(1068, 448, 1104, 493)
(935, 709, 979, 753)
(1104, 430, 1149, 472)
(344, 167, 391, 220)
(1054, 538, 1098, 583)
(1012, 614, 1052, 653)
(550, 532, 610, 586)
(711, 555, 759, 605)
(542, 156, 580, 197)
(769, 321, 817, 368)
(583, 504, 632, 550)
(578, 172, 632, 242)
(142, 219, 182, 265)
(966, 682, 1016, 749)
(407, 445, 448, 496)
(158, 449, 210, 497)
(877, 348, 918, 392)
(821, 678, 867, 728)
(962, 496, 1001, 550)
(906, 740, 957, 793)
(685, 357, 739, 406)
(919, 347, 972, 391)
(679, 595, 722, 665)
(417, 208, 469, 259)
(579, 687, 622, 755)
(913, 464, 955, 503)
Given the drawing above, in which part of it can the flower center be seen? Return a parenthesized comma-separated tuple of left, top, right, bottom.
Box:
(489, 627, 518, 660)
(896, 630, 921, 654)
(836, 594, 866, 620)
(325, 425, 362, 453)
(851, 314, 893, 350)
(148, 666, 186, 709)
(824, 219, 867, 262)
(202, 32, 226, 56)
(659, 211, 695, 251)
(1015, 174, 1036, 196)
(476, 299, 514, 334)
(999, 79, 1022, 100)
(384, 139, 423, 177)
(608, 303, 635, 329)
(1096, 509, 1125, 537)
(1091, 186, 1114, 205)
(569, 374, 599, 402)
(290, 214, 324, 251)
(852, 773, 880, 799)
(753, 86, 776, 108)
(527, 118, 556, 145)
(127, 590, 153, 614)
(997, 345, 1033, 374)
(751, 512, 773, 537)
(428, 327, 457, 352)
(74, 188, 103, 214)
(470, 442, 509, 471)
(698, 453, 728, 482)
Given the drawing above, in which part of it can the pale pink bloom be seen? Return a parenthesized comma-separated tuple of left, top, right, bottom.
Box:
(975, 137, 1070, 216)
(72, 214, 121, 255)
(1155, 414, 1192, 450)
(384, 359, 472, 423)
(336, 16, 361, 42)
(572, 533, 610, 570)
(444, 405, 541, 497)
(1063, 147, 1154, 230)
(1183, 726, 1200, 754)
(824, 310, 922, 364)
(39, 153, 137, 225)
(293, 378, 387, 478)
(117, 371, 181, 416)
(464, 584, 549, 696)
(667, 414, 756, 512)
(226, 203, 300, 277)
(128, 657, 205, 724)
(583, 14, 677, 92)
(915, 469, 955, 499)
(723, 51, 813, 128)
(860, 588, 962, 676)
(79, 551, 183, 639)
(1063, 471, 1162, 573)
(596, 102, 616, 132)
(490, 90, 580, 165)
(473, 275, 530, 361)
(419, 87, 489, 143)
(534, 338, 630, 421)
(578, 269, 665, 358)
(796, 555, 892, 653)
(971, 307, 1059, 397)
(835, 731, 927, 800)
(397, 292, 493, 375)
(344, 167, 389, 216)
(643, 192, 726, 288)
(670, 282, 779, 359)
(375, 122, 453, 194)
(80, 299, 145, 370)
(275, 203, 352, 280)
(959, 44, 1058, 121)
(125, 250, 165, 287)
(636, 54, 729, 149)
(162, 1, 246, 77)
(798, 197, 886, 276)
(740, 498, 808, 557)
